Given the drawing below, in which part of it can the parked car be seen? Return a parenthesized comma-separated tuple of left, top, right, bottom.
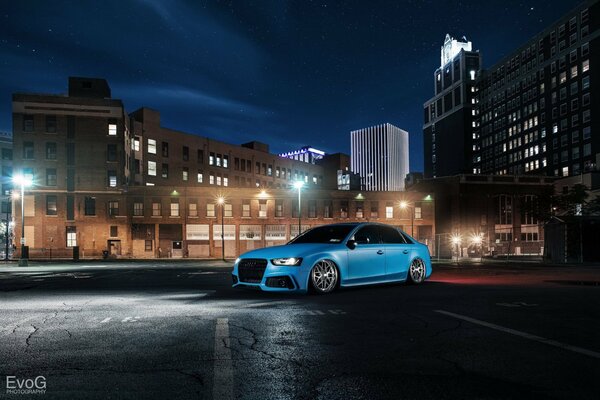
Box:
(232, 222, 432, 294)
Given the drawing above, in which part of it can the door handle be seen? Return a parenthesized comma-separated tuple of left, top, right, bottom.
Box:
(403, 250, 409, 254)
(377, 250, 384, 255)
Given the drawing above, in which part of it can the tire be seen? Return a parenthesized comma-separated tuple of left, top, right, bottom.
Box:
(407, 258, 426, 285)
(310, 260, 339, 294)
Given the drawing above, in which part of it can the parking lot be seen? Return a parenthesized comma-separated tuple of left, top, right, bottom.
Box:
(1, 261, 599, 399)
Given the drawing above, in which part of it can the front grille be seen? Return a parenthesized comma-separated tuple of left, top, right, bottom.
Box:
(238, 258, 268, 283)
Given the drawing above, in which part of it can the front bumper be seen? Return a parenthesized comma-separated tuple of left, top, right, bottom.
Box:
(232, 260, 308, 292)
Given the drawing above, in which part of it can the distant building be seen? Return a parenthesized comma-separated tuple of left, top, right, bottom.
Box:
(279, 146, 326, 164)
(0, 132, 13, 255)
(314, 152, 361, 190)
(350, 123, 409, 191)
(424, 1, 599, 178)
(423, 34, 481, 178)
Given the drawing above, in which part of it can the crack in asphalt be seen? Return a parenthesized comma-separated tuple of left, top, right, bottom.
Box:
(227, 322, 311, 369)
(25, 324, 39, 346)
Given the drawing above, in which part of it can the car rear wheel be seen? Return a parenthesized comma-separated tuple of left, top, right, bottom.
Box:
(408, 258, 426, 284)
(310, 260, 338, 294)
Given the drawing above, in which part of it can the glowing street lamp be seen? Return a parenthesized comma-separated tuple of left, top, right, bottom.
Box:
(451, 234, 462, 262)
(399, 200, 414, 237)
(216, 196, 225, 261)
(293, 181, 304, 237)
(13, 174, 33, 266)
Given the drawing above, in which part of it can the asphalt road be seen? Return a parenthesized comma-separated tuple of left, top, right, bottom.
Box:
(0, 261, 599, 400)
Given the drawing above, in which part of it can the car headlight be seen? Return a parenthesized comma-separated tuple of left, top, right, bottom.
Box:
(270, 257, 303, 266)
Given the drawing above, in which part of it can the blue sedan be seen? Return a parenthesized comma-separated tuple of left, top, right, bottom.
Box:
(232, 222, 432, 294)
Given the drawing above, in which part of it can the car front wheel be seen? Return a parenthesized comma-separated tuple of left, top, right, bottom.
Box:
(408, 258, 426, 284)
(310, 260, 338, 294)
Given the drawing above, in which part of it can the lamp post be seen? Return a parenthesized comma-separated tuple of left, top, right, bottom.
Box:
(399, 201, 414, 237)
(293, 181, 304, 237)
(451, 234, 462, 263)
(13, 175, 32, 266)
(217, 196, 225, 261)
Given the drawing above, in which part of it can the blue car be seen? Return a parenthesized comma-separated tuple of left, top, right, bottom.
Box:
(232, 222, 432, 294)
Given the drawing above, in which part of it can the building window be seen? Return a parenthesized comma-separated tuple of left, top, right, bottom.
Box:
(23, 142, 34, 159)
(84, 197, 96, 216)
(162, 142, 169, 157)
(355, 204, 364, 219)
(324, 200, 332, 218)
(109, 201, 119, 216)
(216, 175, 222, 186)
(582, 59, 589, 73)
(206, 203, 215, 217)
(209, 152, 215, 165)
(133, 202, 144, 216)
(43, 142, 57, 160)
(107, 144, 117, 161)
(170, 201, 179, 217)
(583, 127, 591, 140)
(110, 226, 118, 237)
(340, 201, 348, 218)
(161, 163, 169, 179)
(108, 170, 117, 187)
(152, 202, 161, 216)
(108, 123, 117, 136)
(197, 171, 203, 183)
(46, 168, 57, 186)
(23, 115, 34, 132)
(209, 173, 215, 185)
(386, 204, 393, 219)
(46, 115, 57, 133)
(275, 199, 283, 217)
(133, 137, 140, 151)
(494, 195, 512, 225)
(66, 226, 77, 248)
(145, 240, 153, 251)
(147, 139, 157, 154)
(242, 200, 251, 217)
(223, 155, 229, 168)
(148, 161, 157, 176)
(197, 149, 204, 163)
(259, 200, 267, 218)
(223, 176, 228, 187)
(370, 203, 379, 218)
(46, 195, 57, 215)
(224, 203, 233, 218)
(188, 202, 198, 217)
(183, 146, 189, 161)
(182, 167, 189, 181)
(308, 200, 317, 218)
(216, 154, 222, 167)
(415, 206, 422, 219)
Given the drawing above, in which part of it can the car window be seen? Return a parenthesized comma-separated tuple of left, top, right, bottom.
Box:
(399, 231, 414, 244)
(380, 226, 406, 244)
(353, 225, 381, 244)
(290, 225, 357, 244)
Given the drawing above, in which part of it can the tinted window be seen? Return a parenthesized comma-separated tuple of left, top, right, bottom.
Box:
(400, 231, 414, 244)
(353, 225, 381, 244)
(290, 225, 356, 244)
(380, 226, 406, 244)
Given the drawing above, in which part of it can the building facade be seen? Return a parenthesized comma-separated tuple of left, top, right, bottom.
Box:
(423, 35, 482, 178)
(11, 78, 435, 259)
(279, 146, 326, 164)
(350, 123, 409, 191)
(424, 0, 599, 179)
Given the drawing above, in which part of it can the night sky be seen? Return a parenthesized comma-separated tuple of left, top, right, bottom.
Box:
(1, 0, 579, 172)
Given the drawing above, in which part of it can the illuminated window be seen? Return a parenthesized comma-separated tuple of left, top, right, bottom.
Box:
(170, 202, 179, 217)
(133, 202, 144, 216)
(582, 59, 589, 73)
(147, 139, 156, 154)
(148, 161, 157, 176)
(108, 170, 117, 187)
(224, 203, 233, 218)
(152, 202, 161, 216)
(259, 200, 267, 218)
(133, 137, 140, 151)
(66, 227, 77, 247)
(242, 200, 250, 217)
(188, 202, 198, 217)
(108, 123, 117, 136)
(206, 203, 215, 217)
(182, 167, 188, 181)
(197, 171, 203, 183)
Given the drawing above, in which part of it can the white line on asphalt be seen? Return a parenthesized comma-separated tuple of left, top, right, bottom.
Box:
(121, 317, 140, 323)
(240, 300, 294, 308)
(434, 310, 600, 359)
(100, 318, 111, 323)
(213, 318, 233, 400)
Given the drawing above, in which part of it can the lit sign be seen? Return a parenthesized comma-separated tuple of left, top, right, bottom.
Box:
(441, 34, 472, 68)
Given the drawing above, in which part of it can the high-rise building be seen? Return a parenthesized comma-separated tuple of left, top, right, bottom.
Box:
(423, 0, 599, 179)
(350, 123, 409, 191)
(279, 146, 326, 164)
(423, 35, 482, 178)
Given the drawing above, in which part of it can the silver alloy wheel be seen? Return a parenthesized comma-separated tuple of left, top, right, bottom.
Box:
(311, 260, 338, 293)
(408, 258, 426, 284)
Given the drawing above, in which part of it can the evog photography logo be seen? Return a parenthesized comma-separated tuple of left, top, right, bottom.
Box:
(5, 375, 46, 395)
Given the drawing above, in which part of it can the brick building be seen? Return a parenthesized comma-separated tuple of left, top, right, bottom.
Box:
(11, 77, 435, 259)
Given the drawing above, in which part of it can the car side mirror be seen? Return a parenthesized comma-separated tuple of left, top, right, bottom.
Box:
(346, 240, 356, 250)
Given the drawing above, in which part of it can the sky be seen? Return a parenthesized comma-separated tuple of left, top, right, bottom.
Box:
(0, 0, 581, 172)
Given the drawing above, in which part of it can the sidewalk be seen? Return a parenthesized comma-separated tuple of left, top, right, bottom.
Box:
(0, 259, 235, 273)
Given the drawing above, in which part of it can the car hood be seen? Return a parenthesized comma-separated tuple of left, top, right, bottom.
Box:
(240, 243, 340, 259)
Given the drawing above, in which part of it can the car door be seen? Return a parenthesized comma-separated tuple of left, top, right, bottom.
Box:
(347, 225, 386, 281)
(380, 225, 412, 279)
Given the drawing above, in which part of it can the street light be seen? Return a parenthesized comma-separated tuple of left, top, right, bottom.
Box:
(217, 196, 225, 261)
(13, 174, 33, 266)
(293, 181, 304, 237)
(399, 200, 414, 237)
(451, 234, 462, 262)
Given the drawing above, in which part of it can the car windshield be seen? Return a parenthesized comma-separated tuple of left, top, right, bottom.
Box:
(289, 225, 356, 244)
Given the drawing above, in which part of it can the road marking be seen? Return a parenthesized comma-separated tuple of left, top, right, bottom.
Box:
(434, 310, 600, 359)
(328, 309, 347, 315)
(121, 317, 140, 323)
(240, 300, 293, 308)
(496, 302, 538, 308)
(213, 318, 233, 400)
(100, 317, 111, 324)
